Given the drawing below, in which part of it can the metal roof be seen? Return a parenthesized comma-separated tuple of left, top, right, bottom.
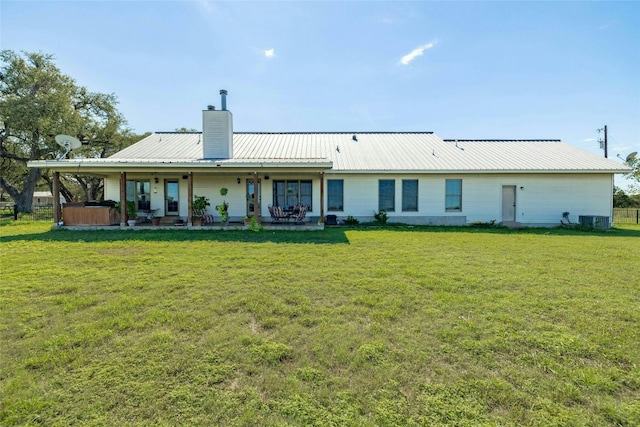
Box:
(110, 132, 203, 160)
(31, 132, 631, 174)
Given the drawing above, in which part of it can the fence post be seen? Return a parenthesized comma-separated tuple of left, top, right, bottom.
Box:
(637, 209, 639, 224)
(13, 205, 18, 220)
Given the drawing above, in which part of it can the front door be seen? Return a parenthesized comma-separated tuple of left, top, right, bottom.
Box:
(246, 179, 261, 215)
(165, 180, 179, 216)
(502, 185, 516, 222)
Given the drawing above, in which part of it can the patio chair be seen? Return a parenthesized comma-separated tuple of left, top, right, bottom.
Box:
(294, 206, 307, 224)
(193, 209, 214, 225)
(269, 205, 279, 223)
(268, 205, 279, 223)
(269, 205, 288, 223)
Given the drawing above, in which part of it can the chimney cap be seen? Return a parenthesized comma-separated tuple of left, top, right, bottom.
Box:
(207, 105, 215, 110)
(220, 89, 228, 95)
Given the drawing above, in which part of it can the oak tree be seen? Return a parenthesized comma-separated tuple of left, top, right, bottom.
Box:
(0, 50, 135, 212)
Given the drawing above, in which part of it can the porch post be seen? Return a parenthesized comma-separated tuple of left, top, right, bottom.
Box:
(319, 171, 325, 224)
(253, 172, 260, 224)
(53, 171, 61, 224)
(119, 172, 126, 226)
(187, 172, 193, 226)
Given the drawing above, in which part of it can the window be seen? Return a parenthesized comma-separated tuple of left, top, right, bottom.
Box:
(445, 179, 462, 212)
(126, 180, 150, 211)
(402, 180, 418, 212)
(327, 180, 344, 211)
(273, 180, 312, 210)
(378, 179, 395, 212)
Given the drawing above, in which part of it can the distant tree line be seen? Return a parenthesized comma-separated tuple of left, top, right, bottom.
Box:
(613, 187, 640, 208)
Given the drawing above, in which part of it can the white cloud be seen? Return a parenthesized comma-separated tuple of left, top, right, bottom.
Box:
(194, 0, 215, 13)
(264, 48, 275, 58)
(398, 42, 436, 66)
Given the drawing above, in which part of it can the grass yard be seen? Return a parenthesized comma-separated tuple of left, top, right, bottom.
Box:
(1, 222, 639, 426)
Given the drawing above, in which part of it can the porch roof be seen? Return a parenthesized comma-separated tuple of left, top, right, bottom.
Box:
(27, 157, 334, 174)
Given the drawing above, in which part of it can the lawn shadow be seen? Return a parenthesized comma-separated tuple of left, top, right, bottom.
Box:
(0, 227, 352, 245)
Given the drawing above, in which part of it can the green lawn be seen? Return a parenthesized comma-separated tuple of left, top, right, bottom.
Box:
(1, 222, 639, 426)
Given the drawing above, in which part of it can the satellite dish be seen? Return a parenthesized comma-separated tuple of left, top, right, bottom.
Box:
(626, 152, 638, 164)
(55, 135, 81, 160)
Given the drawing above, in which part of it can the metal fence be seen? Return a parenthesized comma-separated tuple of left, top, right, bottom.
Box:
(0, 205, 55, 222)
(613, 208, 640, 224)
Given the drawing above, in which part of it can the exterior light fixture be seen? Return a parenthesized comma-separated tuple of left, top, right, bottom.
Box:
(237, 177, 241, 184)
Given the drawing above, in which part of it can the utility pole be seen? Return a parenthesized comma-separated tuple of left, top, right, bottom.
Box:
(598, 125, 608, 158)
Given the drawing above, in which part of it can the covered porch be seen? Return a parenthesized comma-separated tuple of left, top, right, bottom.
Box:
(41, 159, 332, 229)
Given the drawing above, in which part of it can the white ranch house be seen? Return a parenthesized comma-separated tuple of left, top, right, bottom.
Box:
(29, 90, 630, 228)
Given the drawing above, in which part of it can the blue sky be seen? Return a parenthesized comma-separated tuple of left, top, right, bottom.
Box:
(2, 1, 639, 188)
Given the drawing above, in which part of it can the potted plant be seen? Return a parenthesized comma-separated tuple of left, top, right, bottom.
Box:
(115, 201, 138, 226)
(151, 212, 161, 226)
(192, 195, 210, 226)
(125, 201, 137, 226)
(216, 201, 229, 225)
(243, 215, 252, 226)
(216, 187, 229, 225)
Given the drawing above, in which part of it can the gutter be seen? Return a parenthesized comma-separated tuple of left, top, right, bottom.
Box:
(27, 161, 630, 175)
(27, 159, 334, 172)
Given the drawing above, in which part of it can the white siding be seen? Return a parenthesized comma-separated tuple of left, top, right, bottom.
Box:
(192, 176, 243, 220)
(105, 172, 613, 227)
(323, 173, 613, 226)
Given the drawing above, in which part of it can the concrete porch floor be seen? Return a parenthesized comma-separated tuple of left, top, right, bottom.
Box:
(58, 221, 325, 231)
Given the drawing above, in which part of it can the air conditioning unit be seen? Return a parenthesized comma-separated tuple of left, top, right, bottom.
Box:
(578, 215, 610, 228)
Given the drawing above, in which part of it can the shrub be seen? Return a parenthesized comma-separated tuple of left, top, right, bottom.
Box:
(343, 215, 360, 225)
(373, 210, 388, 224)
(249, 216, 263, 232)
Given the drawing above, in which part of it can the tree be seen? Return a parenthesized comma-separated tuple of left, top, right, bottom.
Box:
(0, 50, 133, 212)
(613, 186, 640, 208)
(624, 152, 639, 188)
(43, 129, 150, 202)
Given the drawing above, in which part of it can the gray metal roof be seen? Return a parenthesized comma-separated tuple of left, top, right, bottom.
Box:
(110, 132, 203, 160)
(34, 131, 630, 174)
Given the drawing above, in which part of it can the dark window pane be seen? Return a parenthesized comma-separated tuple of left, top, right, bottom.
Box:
(273, 180, 313, 211)
(274, 181, 286, 207)
(402, 180, 418, 211)
(445, 179, 462, 212)
(379, 180, 395, 212)
(328, 180, 344, 211)
(300, 181, 312, 210)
